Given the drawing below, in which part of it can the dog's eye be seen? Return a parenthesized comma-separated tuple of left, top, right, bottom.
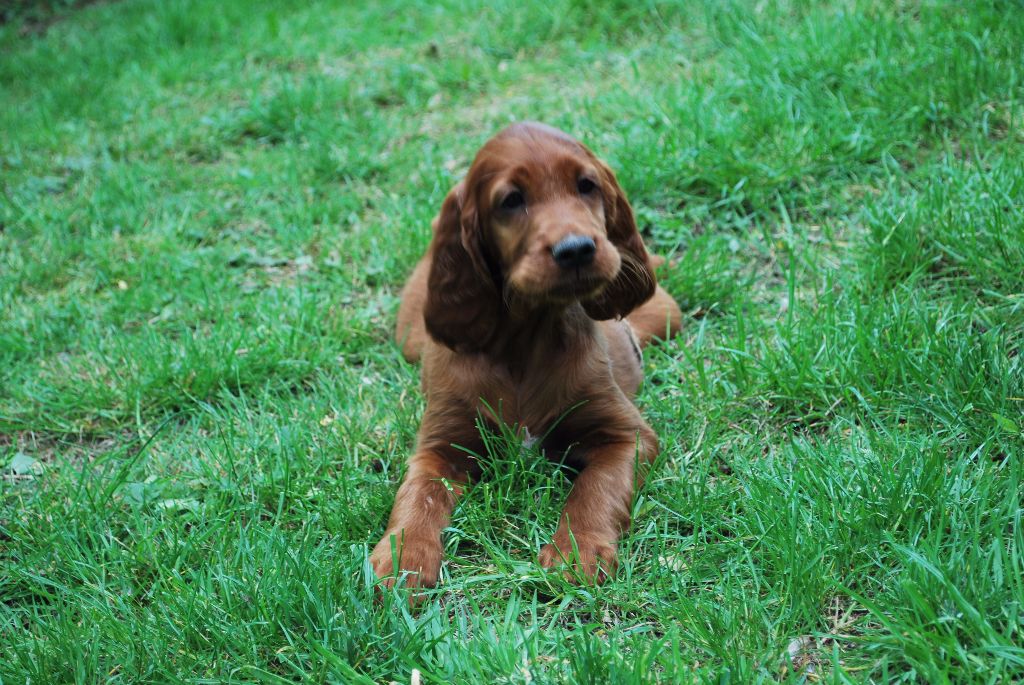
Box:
(577, 177, 598, 195)
(500, 191, 525, 210)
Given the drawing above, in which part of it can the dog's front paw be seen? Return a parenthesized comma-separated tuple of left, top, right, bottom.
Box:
(539, 534, 618, 583)
(370, 531, 443, 593)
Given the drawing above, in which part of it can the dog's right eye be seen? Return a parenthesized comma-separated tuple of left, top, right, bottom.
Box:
(577, 177, 598, 195)
(500, 191, 525, 211)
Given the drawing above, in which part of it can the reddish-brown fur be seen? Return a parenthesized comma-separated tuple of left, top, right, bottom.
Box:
(372, 122, 682, 593)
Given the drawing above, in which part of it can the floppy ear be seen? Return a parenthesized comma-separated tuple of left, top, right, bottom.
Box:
(582, 159, 656, 320)
(423, 182, 502, 352)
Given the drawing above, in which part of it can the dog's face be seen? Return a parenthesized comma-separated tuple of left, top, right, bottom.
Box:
(469, 127, 622, 304)
(424, 122, 655, 353)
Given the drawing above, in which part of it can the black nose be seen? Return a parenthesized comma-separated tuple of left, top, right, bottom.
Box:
(551, 234, 596, 269)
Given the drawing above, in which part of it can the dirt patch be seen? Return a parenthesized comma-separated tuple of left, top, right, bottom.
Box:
(1, 428, 131, 469)
(3, 0, 114, 36)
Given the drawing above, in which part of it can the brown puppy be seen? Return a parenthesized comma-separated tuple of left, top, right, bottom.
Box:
(372, 122, 681, 591)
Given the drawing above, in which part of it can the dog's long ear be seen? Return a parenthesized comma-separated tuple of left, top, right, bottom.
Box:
(423, 182, 502, 352)
(582, 158, 656, 321)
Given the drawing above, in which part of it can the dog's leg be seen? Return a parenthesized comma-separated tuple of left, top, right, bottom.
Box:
(370, 449, 471, 595)
(394, 255, 432, 363)
(539, 422, 657, 582)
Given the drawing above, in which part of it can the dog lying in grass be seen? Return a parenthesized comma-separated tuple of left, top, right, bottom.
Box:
(372, 122, 681, 593)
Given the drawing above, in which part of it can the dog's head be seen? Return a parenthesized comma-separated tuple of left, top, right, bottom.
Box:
(424, 122, 655, 353)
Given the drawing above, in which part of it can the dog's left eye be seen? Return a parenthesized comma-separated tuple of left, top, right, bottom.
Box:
(501, 191, 525, 210)
(577, 177, 598, 195)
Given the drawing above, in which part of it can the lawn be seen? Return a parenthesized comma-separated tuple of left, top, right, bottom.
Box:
(1, 0, 1022, 682)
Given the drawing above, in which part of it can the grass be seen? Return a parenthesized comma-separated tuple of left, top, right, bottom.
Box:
(1, 0, 1022, 682)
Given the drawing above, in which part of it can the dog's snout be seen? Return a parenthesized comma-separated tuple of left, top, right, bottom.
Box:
(551, 234, 596, 269)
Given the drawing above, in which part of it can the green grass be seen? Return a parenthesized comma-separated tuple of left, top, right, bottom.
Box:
(2, 0, 1023, 682)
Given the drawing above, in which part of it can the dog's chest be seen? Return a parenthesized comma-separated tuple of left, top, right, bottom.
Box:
(475, 355, 589, 436)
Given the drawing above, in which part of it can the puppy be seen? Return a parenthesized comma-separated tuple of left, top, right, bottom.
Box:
(372, 122, 681, 591)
